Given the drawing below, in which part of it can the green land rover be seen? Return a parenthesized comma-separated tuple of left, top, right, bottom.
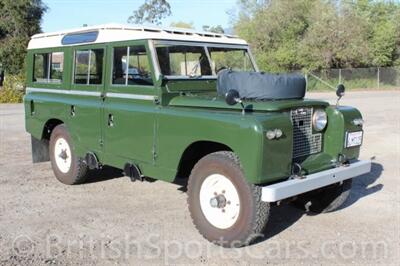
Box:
(24, 24, 371, 247)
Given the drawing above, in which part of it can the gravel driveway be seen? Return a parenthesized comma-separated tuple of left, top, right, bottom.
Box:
(0, 91, 399, 265)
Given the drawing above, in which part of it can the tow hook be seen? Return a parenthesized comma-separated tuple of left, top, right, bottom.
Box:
(337, 154, 350, 167)
(289, 163, 305, 179)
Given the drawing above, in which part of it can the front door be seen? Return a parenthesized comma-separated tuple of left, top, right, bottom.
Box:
(103, 41, 158, 166)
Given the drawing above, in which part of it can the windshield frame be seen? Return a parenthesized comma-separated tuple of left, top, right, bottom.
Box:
(149, 40, 259, 80)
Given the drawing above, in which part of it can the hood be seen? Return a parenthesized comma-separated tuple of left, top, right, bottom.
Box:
(168, 95, 329, 112)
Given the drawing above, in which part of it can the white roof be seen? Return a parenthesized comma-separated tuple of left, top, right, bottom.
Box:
(28, 23, 248, 50)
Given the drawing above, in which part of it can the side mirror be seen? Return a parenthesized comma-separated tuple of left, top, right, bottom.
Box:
(336, 84, 345, 97)
(225, 90, 241, 106)
(336, 84, 345, 107)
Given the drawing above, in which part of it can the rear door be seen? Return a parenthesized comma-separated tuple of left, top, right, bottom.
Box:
(68, 44, 106, 155)
(103, 40, 158, 165)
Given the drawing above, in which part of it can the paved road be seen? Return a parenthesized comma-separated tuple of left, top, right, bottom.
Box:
(0, 91, 399, 265)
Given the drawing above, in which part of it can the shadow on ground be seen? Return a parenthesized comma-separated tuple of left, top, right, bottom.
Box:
(253, 162, 383, 246)
(84, 166, 124, 184)
(338, 162, 383, 210)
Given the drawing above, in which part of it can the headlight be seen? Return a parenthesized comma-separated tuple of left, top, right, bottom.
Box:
(312, 109, 327, 131)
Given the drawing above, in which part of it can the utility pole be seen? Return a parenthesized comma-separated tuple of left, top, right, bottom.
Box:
(377, 67, 380, 89)
(0, 63, 4, 87)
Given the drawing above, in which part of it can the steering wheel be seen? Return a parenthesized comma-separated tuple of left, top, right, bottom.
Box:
(216, 66, 227, 74)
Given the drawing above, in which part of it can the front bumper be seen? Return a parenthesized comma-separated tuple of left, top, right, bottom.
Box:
(261, 160, 371, 202)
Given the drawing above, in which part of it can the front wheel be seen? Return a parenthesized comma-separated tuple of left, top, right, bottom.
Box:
(187, 151, 270, 247)
(49, 124, 88, 185)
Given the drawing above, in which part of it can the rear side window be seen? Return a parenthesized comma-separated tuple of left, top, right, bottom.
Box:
(33, 52, 64, 83)
(112, 45, 153, 86)
(74, 49, 104, 85)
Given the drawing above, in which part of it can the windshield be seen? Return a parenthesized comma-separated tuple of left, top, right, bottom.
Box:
(208, 47, 254, 73)
(155, 43, 256, 78)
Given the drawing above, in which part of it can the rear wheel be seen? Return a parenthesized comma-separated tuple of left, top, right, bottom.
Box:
(49, 124, 88, 185)
(187, 151, 270, 247)
(293, 179, 352, 213)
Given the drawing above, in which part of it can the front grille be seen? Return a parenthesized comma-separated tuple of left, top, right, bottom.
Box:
(291, 107, 322, 158)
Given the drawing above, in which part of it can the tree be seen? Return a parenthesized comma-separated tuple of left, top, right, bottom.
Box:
(234, 0, 314, 72)
(0, 0, 47, 75)
(353, 1, 400, 67)
(170, 21, 194, 29)
(299, 1, 369, 70)
(128, 0, 171, 25)
(233, 0, 400, 72)
(202, 25, 225, 34)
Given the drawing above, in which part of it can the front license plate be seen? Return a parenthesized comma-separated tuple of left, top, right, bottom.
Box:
(346, 131, 363, 147)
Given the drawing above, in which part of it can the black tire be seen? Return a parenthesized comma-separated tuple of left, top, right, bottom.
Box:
(49, 124, 88, 185)
(187, 151, 270, 247)
(293, 179, 352, 213)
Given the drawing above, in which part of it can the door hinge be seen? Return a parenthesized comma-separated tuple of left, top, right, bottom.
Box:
(152, 147, 157, 163)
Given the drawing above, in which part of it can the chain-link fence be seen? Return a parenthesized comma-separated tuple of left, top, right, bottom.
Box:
(306, 67, 400, 91)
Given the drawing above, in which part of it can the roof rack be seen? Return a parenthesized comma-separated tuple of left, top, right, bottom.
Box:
(32, 23, 240, 40)
(28, 23, 247, 49)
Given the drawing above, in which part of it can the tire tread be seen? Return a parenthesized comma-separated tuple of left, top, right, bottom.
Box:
(187, 151, 269, 247)
(50, 124, 89, 185)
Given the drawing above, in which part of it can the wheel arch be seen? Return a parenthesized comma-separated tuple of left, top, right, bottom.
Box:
(176, 140, 234, 180)
(41, 118, 64, 140)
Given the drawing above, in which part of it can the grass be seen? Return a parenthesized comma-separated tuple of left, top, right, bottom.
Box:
(307, 78, 399, 91)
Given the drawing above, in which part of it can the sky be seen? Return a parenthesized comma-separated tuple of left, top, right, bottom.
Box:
(41, 0, 238, 32)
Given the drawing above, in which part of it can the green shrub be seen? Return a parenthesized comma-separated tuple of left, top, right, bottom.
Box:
(0, 74, 25, 103)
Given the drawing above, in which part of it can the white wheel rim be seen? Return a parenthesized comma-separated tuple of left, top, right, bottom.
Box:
(54, 137, 72, 173)
(199, 174, 240, 229)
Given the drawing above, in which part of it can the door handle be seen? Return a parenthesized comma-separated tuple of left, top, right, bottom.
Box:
(30, 100, 35, 115)
(70, 105, 76, 117)
(100, 92, 106, 101)
(108, 114, 114, 127)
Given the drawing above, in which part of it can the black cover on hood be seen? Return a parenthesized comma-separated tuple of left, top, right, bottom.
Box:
(217, 70, 306, 100)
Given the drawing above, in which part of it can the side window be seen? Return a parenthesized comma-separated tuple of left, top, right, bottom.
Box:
(74, 49, 104, 85)
(155, 45, 212, 76)
(33, 52, 64, 83)
(33, 54, 47, 82)
(50, 52, 64, 81)
(112, 45, 153, 86)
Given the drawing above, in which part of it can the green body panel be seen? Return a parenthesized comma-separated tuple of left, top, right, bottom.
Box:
(256, 112, 294, 183)
(324, 106, 362, 160)
(24, 39, 365, 185)
(155, 107, 264, 182)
